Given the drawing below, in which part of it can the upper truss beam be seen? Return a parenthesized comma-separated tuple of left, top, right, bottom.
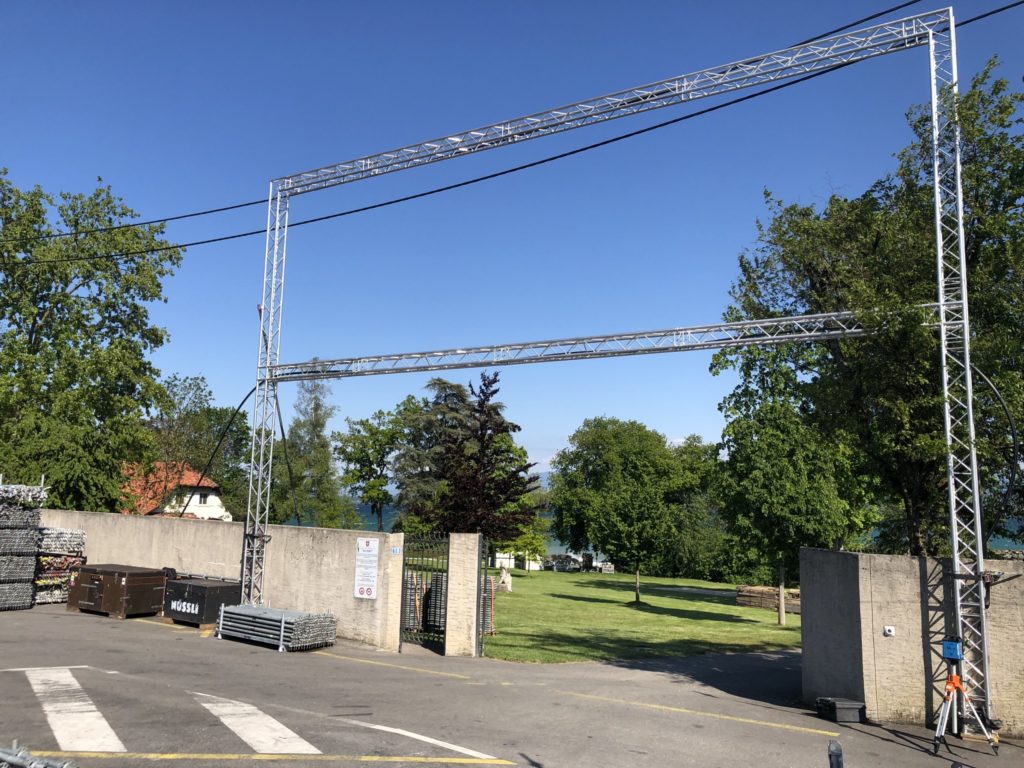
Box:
(269, 309, 888, 383)
(276, 9, 949, 197)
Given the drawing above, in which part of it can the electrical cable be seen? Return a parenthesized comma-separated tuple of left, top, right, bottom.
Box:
(791, 0, 925, 45)
(3, 63, 856, 268)
(0, 198, 265, 247)
(971, 365, 1021, 547)
(4, 0, 1021, 269)
(179, 384, 256, 518)
(275, 388, 302, 526)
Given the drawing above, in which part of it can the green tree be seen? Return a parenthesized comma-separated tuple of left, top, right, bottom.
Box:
(278, 379, 359, 529)
(654, 436, 732, 582)
(334, 408, 402, 532)
(0, 171, 181, 511)
(493, 488, 551, 574)
(716, 351, 869, 623)
(550, 417, 679, 603)
(393, 372, 539, 540)
(714, 62, 1023, 555)
(146, 374, 250, 519)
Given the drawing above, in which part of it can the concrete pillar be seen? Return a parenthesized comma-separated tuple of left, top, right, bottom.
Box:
(382, 532, 404, 652)
(444, 533, 482, 657)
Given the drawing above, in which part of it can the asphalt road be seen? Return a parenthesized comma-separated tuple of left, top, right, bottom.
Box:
(0, 605, 1016, 768)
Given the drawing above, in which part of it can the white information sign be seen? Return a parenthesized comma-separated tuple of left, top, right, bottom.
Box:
(354, 537, 380, 600)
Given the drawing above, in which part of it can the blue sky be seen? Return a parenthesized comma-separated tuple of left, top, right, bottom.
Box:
(5, 1, 1022, 471)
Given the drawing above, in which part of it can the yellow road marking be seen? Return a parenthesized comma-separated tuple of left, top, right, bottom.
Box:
(312, 651, 472, 680)
(560, 691, 840, 737)
(201, 628, 214, 638)
(31, 752, 513, 764)
(136, 619, 192, 633)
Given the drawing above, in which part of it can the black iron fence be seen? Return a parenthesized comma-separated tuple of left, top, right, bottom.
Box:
(400, 533, 450, 649)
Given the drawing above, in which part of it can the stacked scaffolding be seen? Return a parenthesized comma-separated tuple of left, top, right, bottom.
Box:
(34, 528, 86, 605)
(0, 485, 46, 611)
(217, 604, 337, 652)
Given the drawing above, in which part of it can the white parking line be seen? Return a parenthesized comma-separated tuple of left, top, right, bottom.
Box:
(340, 719, 498, 760)
(24, 667, 126, 753)
(193, 693, 321, 754)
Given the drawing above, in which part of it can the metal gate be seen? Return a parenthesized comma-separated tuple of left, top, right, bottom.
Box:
(478, 539, 494, 656)
(400, 533, 449, 649)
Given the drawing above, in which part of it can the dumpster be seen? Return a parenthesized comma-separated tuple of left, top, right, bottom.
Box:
(164, 576, 241, 626)
(67, 564, 166, 619)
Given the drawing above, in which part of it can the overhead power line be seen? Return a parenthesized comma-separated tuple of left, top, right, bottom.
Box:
(4, 0, 1020, 268)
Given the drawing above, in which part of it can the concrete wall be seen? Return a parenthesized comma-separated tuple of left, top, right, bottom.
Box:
(801, 548, 1024, 736)
(40, 510, 404, 651)
(800, 549, 865, 705)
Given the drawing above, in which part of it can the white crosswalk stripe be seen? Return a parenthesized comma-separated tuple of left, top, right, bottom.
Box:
(23, 667, 126, 753)
(194, 692, 322, 754)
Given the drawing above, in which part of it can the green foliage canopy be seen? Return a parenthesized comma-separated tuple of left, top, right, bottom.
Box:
(392, 372, 540, 541)
(550, 417, 680, 600)
(713, 62, 1023, 556)
(275, 379, 359, 529)
(0, 171, 181, 511)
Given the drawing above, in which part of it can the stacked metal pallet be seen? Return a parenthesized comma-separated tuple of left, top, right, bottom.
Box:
(217, 604, 337, 652)
(34, 528, 86, 605)
(0, 485, 46, 612)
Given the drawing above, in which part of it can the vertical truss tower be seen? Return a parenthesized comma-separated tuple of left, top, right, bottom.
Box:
(928, 16, 991, 726)
(241, 7, 993, 730)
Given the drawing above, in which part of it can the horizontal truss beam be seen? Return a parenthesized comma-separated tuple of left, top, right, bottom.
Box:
(267, 308, 942, 383)
(276, 10, 948, 196)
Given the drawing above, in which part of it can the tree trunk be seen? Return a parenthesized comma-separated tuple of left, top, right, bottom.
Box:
(634, 566, 641, 604)
(373, 503, 383, 532)
(903, 494, 926, 556)
(777, 563, 786, 627)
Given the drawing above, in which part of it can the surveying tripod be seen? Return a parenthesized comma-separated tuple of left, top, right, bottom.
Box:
(933, 638, 999, 756)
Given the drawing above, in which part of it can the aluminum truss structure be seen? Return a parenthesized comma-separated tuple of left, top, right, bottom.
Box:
(927, 17, 992, 730)
(245, 5, 994, 731)
(270, 311, 872, 383)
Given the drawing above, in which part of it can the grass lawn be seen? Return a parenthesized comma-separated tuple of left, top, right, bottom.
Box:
(483, 570, 800, 663)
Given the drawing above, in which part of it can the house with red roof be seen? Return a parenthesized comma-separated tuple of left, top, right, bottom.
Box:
(123, 462, 232, 521)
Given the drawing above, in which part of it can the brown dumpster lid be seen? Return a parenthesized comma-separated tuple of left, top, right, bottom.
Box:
(77, 564, 167, 576)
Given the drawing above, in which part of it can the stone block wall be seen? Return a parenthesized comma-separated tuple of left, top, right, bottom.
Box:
(801, 548, 1024, 736)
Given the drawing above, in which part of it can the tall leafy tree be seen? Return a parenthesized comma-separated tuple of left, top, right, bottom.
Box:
(334, 408, 403, 531)
(715, 350, 869, 623)
(0, 171, 181, 511)
(393, 372, 539, 541)
(714, 62, 1023, 555)
(655, 435, 732, 582)
(550, 417, 680, 603)
(278, 379, 359, 529)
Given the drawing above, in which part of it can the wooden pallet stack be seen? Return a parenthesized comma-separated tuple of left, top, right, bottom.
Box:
(735, 584, 801, 614)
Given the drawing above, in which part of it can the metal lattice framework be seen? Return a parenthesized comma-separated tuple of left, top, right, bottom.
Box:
(244, 6, 992, 730)
(269, 311, 874, 383)
(927, 17, 991, 729)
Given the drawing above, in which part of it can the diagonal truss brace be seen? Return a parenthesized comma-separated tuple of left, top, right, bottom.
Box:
(276, 10, 950, 196)
(269, 310, 877, 383)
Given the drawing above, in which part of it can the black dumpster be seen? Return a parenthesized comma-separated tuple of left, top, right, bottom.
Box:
(164, 576, 242, 625)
